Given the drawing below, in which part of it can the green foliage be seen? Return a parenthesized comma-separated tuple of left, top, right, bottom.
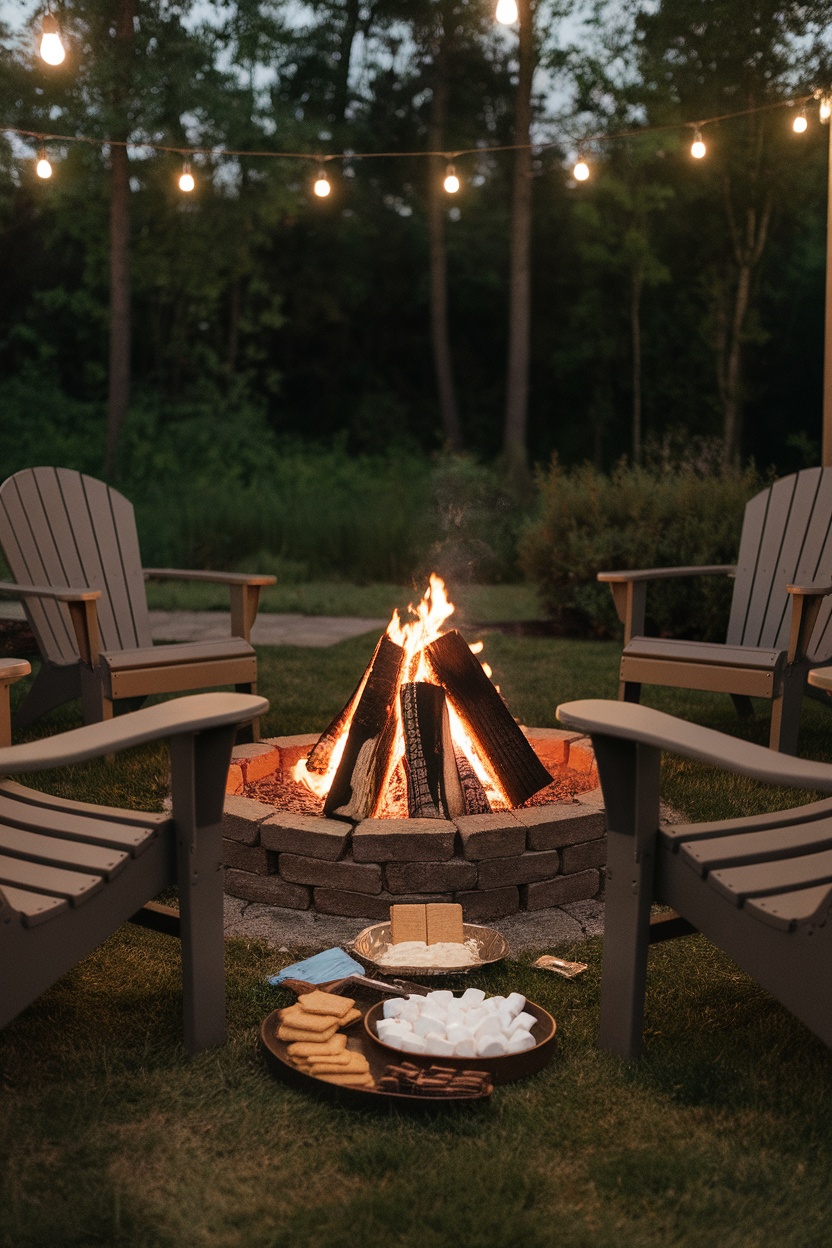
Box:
(520, 452, 762, 637)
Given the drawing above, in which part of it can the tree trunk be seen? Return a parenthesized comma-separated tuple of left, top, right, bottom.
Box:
(631, 267, 643, 466)
(718, 180, 771, 466)
(427, 7, 463, 451)
(104, 0, 135, 480)
(333, 0, 360, 122)
(227, 276, 242, 376)
(502, 0, 535, 486)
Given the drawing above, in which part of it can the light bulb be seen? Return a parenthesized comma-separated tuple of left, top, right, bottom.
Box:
(691, 130, 706, 159)
(178, 164, 195, 192)
(39, 13, 65, 65)
(793, 110, 808, 133)
(495, 0, 519, 24)
(573, 159, 590, 181)
(313, 170, 331, 197)
(36, 152, 52, 179)
(443, 164, 460, 194)
(820, 96, 832, 123)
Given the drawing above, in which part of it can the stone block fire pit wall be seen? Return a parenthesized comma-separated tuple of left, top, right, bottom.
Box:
(221, 729, 606, 921)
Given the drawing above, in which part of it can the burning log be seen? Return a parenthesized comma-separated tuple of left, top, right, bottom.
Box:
(452, 746, 492, 814)
(323, 634, 404, 821)
(305, 639, 378, 774)
(400, 682, 464, 819)
(425, 630, 552, 807)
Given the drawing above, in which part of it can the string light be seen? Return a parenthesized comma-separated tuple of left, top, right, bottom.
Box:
(313, 167, 331, 197)
(178, 162, 195, 192)
(691, 129, 707, 159)
(573, 157, 590, 182)
(36, 147, 52, 179)
(39, 12, 65, 65)
(495, 0, 519, 23)
(443, 163, 460, 194)
(820, 96, 832, 124)
(793, 108, 808, 133)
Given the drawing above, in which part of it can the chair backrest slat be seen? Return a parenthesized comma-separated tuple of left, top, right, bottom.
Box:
(0, 468, 152, 662)
(727, 468, 832, 656)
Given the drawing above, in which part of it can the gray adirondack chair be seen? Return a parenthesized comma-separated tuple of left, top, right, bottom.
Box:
(597, 467, 832, 753)
(0, 678, 267, 1053)
(557, 695, 832, 1059)
(0, 466, 275, 738)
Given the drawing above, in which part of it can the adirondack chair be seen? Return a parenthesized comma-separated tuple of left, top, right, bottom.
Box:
(597, 467, 832, 753)
(0, 466, 275, 738)
(557, 695, 832, 1060)
(0, 670, 267, 1054)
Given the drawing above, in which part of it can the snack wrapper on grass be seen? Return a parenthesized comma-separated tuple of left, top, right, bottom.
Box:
(532, 955, 588, 979)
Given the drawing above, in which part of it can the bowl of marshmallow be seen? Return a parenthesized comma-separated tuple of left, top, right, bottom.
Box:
(363, 987, 556, 1084)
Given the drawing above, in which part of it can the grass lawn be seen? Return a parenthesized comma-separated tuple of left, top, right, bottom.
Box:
(2, 629, 832, 1248)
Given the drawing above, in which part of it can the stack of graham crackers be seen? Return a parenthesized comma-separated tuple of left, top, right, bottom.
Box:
(390, 902, 465, 944)
(278, 989, 373, 1088)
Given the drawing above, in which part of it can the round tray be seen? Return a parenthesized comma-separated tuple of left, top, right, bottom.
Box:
(363, 998, 557, 1085)
(260, 1009, 492, 1109)
(351, 922, 509, 976)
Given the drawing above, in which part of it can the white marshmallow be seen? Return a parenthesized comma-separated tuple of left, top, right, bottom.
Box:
(399, 1000, 421, 1022)
(510, 1011, 537, 1034)
(398, 1034, 427, 1053)
(426, 990, 454, 1007)
(382, 997, 407, 1019)
(422, 1032, 456, 1057)
(506, 1029, 536, 1053)
(478, 1036, 508, 1057)
(377, 1018, 411, 1039)
(414, 1013, 446, 1039)
(475, 1016, 503, 1041)
(460, 988, 486, 1007)
(446, 1024, 474, 1046)
(498, 1006, 514, 1033)
(453, 1038, 477, 1058)
(505, 992, 526, 1017)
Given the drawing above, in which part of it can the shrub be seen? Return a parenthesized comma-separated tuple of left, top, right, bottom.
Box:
(520, 457, 763, 639)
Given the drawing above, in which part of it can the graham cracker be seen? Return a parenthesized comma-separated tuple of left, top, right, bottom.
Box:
(425, 902, 464, 945)
(278, 1021, 338, 1043)
(314, 1071, 375, 1087)
(390, 903, 427, 944)
(297, 990, 356, 1018)
(279, 1005, 340, 1033)
(286, 1034, 348, 1057)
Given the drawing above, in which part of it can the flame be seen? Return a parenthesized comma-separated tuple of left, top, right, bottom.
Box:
(293, 574, 504, 811)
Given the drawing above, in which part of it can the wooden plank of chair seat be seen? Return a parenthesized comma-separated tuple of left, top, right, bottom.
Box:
(0, 824, 129, 879)
(0, 853, 103, 903)
(623, 637, 782, 670)
(107, 656, 257, 700)
(744, 883, 832, 931)
(1, 883, 69, 926)
(619, 655, 777, 698)
(708, 847, 832, 905)
(678, 817, 832, 877)
(661, 796, 832, 847)
(0, 793, 158, 855)
(102, 638, 254, 671)
(0, 779, 170, 830)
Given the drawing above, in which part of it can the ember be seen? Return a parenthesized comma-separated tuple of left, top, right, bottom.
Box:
(292, 576, 553, 821)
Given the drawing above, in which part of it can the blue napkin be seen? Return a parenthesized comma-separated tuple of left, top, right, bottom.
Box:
(267, 947, 366, 986)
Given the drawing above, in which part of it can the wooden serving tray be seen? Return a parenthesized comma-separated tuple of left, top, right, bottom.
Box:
(260, 1007, 492, 1109)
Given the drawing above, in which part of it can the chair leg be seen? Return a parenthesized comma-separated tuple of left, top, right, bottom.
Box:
(170, 724, 237, 1053)
(730, 694, 754, 720)
(234, 681, 259, 742)
(80, 667, 114, 726)
(769, 669, 804, 755)
(592, 735, 661, 1060)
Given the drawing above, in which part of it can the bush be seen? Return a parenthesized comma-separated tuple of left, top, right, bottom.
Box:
(520, 457, 763, 639)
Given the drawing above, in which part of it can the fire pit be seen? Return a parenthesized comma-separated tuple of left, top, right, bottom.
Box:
(221, 577, 606, 920)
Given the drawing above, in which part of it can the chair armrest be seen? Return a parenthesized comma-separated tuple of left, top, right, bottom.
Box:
(143, 569, 276, 642)
(0, 580, 101, 603)
(557, 698, 832, 792)
(784, 582, 832, 664)
(0, 582, 101, 666)
(596, 565, 735, 584)
(596, 567, 735, 644)
(0, 691, 268, 775)
(143, 569, 276, 587)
